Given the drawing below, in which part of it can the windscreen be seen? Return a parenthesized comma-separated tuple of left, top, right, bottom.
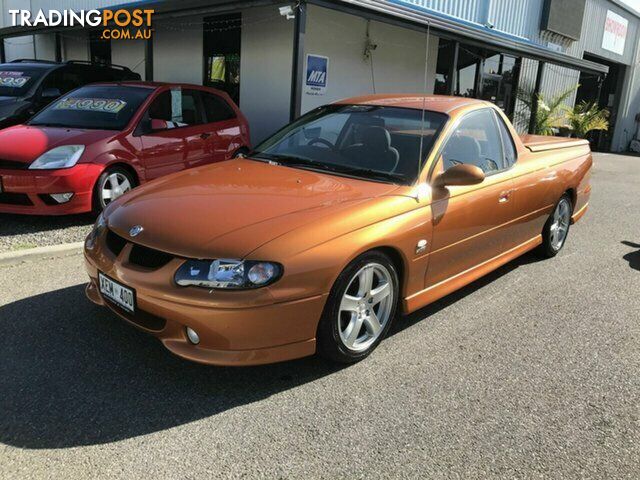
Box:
(253, 104, 448, 184)
(29, 85, 153, 130)
(0, 66, 45, 97)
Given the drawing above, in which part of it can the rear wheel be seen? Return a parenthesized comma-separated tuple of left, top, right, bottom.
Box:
(539, 194, 572, 258)
(317, 251, 399, 363)
(93, 166, 136, 213)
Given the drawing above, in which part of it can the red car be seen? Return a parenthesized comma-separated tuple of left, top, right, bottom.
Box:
(0, 82, 250, 215)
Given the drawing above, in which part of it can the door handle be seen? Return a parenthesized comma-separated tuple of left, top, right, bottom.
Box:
(498, 190, 513, 203)
(200, 133, 212, 140)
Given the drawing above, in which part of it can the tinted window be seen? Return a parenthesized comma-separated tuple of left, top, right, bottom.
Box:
(494, 111, 517, 167)
(253, 104, 448, 184)
(41, 67, 85, 95)
(201, 92, 235, 122)
(441, 109, 504, 175)
(29, 85, 152, 130)
(0, 66, 47, 97)
(146, 89, 204, 127)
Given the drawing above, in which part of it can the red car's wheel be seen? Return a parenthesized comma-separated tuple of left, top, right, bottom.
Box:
(93, 166, 136, 212)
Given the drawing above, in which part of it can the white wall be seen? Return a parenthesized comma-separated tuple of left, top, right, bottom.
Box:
(240, 5, 294, 144)
(62, 32, 89, 61)
(302, 5, 439, 113)
(3, 35, 34, 61)
(153, 16, 203, 84)
(34, 33, 56, 60)
(112, 39, 146, 79)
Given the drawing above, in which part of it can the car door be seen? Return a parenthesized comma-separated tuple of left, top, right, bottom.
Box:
(424, 107, 516, 289)
(138, 90, 188, 180)
(199, 91, 241, 163)
(175, 89, 210, 169)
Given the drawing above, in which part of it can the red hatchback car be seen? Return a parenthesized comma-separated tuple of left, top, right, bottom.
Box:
(0, 82, 250, 214)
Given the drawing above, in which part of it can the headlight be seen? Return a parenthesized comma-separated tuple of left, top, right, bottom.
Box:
(175, 259, 282, 289)
(85, 212, 106, 250)
(29, 145, 85, 170)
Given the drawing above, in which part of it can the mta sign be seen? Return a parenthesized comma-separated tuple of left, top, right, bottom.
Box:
(305, 54, 328, 95)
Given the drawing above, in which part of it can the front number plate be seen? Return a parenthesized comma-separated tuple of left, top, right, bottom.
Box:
(99, 272, 135, 313)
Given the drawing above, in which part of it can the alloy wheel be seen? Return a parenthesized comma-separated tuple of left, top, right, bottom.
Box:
(550, 197, 571, 251)
(101, 172, 132, 207)
(338, 263, 394, 352)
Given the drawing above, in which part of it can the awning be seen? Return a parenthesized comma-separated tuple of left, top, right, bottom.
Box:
(320, 0, 609, 75)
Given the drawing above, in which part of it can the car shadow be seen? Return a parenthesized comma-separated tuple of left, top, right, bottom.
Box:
(621, 241, 640, 271)
(0, 284, 343, 449)
(0, 213, 95, 237)
(389, 250, 541, 337)
(0, 251, 542, 450)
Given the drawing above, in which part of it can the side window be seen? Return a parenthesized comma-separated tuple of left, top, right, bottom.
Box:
(147, 91, 172, 122)
(494, 111, 517, 167)
(441, 109, 504, 175)
(41, 68, 84, 95)
(146, 90, 204, 127)
(201, 92, 236, 123)
(179, 90, 204, 126)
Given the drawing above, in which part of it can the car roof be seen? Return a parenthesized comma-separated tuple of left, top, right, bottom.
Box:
(89, 81, 230, 96)
(0, 62, 59, 71)
(334, 94, 488, 114)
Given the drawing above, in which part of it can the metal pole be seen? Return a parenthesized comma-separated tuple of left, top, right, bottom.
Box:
(447, 41, 459, 95)
(0, 38, 5, 63)
(145, 37, 153, 81)
(55, 33, 62, 62)
(290, 1, 307, 121)
(528, 61, 545, 134)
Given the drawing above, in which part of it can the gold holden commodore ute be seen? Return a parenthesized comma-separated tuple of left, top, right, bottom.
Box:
(84, 95, 592, 366)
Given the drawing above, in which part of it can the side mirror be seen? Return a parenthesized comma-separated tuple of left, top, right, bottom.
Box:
(433, 163, 485, 188)
(41, 87, 61, 99)
(150, 119, 169, 131)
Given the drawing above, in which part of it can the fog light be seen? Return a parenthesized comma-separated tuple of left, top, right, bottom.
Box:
(50, 192, 74, 204)
(186, 327, 200, 345)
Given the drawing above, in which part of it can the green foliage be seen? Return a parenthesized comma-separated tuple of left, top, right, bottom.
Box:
(516, 84, 578, 136)
(566, 101, 609, 138)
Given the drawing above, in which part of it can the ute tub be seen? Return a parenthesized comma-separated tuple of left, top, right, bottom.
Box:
(520, 134, 590, 152)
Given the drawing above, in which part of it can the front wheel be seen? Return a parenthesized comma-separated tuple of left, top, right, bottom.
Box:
(538, 194, 572, 258)
(93, 166, 136, 213)
(317, 251, 399, 363)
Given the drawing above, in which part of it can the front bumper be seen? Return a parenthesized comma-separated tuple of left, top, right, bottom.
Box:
(0, 164, 102, 215)
(84, 241, 327, 366)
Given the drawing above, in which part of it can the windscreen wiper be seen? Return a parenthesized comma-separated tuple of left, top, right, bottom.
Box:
(251, 153, 405, 184)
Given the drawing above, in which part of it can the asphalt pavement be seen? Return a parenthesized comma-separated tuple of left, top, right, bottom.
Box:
(0, 153, 638, 479)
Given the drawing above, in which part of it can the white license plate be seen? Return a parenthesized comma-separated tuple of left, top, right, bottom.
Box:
(99, 272, 135, 313)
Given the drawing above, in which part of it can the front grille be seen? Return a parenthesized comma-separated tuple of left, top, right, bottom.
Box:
(105, 229, 128, 256)
(129, 244, 174, 269)
(0, 192, 33, 206)
(0, 159, 28, 170)
(104, 228, 175, 270)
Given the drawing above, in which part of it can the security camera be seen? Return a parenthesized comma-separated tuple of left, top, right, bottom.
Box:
(279, 5, 295, 20)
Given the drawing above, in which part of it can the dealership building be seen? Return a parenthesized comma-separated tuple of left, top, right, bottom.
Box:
(1, 0, 640, 151)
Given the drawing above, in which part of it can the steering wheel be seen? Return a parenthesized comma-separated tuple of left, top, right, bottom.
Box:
(307, 138, 336, 150)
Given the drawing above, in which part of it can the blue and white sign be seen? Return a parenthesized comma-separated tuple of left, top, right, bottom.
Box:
(305, 54, 329, 96)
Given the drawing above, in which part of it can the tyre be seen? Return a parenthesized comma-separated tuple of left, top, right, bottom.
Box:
(317, 251, 400, 363)
(538, 193, 572, 258)
(93, 166, 136, 213)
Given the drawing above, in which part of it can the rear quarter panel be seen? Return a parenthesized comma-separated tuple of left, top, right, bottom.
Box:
(508, 143, 592, 246)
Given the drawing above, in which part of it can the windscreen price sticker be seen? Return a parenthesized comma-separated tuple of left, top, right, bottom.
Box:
(0, 72, 30, 88)
(54, 97, 127, 114)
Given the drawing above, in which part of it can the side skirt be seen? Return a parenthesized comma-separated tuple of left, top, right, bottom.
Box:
(403, 235, 543, 313)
